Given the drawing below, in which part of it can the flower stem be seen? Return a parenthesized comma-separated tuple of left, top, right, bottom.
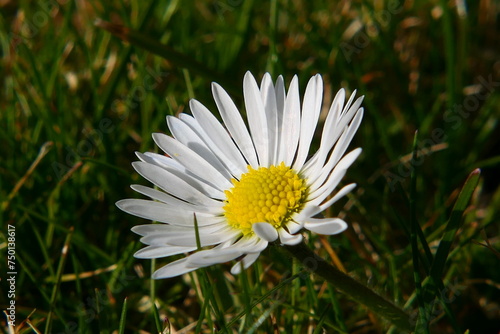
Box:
(283, 242, 412, 332)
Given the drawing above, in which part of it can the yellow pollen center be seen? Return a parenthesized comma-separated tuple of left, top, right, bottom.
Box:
(223, 163, 308, 236)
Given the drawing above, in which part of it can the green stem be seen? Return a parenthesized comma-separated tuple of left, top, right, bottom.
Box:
(283, 242, 412, 332)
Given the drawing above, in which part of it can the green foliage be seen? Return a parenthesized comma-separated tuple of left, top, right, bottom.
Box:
(1, 0, 499, 333)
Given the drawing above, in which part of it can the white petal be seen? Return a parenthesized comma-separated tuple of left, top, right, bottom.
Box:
(117, 199, 193, 225)
(117, 199, 222, 226)
(278, 75, 300, 165)
(301, 89, 347, 177)
(136, 152, 225, 200)
(244, 71, 269, 166)
(342, 90, 360, 117)
(278, 229, 303, 245)
(303, 218, 348, 235)
(152, 133, 233, 190)
(230, 252, 261, 275)
(252, 222, 279, 242)
(306, 108, 363, 179)
(186, 236, 265, 267)
(260, 73, 279, 165)
(167, 115, 233, 176)
(224, 235, 268, 253)
(134, 245, 196, 259)
(329, 88, 346, 126)
(189, 99, 248, 176)
(131, 222, 226, 238)
(309, 147, 362, 197)
(178, 113, 250, 180)
(294, 205, 320, 221)
(286, 219, 305, 234)
(293, 74, 323, 170)
(310, 110, 364, 184)
(187, 247, 244, 267)
(132, 223, 191, 236)
(274, 75, 285, 118)
(300, 183, 357, 219)
(309, 170, 347, 207)
(136, 151, 181, 170)
(317, 183, 357, 212)
(303, 125, 349, 183)
(325, 146, 362, 177)
(339, 97, 364, 130)
(165, 228, 241, 247)
(131, 162, 223, 206)
(130, 184, 222, 214)
(152, 258, 195, 279)
(137, 151, 226, 200)
(212, 82, 259, 168)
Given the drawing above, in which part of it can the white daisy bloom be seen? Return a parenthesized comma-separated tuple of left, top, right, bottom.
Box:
(117, 71, 364, 279)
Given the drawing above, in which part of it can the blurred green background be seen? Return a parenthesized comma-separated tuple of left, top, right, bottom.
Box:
(1, 0, 499, 333)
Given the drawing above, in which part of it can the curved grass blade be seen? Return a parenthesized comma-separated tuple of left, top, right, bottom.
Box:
(94, 20, 238, 96)
(45, 227, 74, 334)
(429, 169, 481, 281)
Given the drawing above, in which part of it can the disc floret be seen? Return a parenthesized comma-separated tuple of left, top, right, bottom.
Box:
(224, 163, 308, 236)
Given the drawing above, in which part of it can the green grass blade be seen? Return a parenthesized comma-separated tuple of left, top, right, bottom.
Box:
(227, 272, 303, 328)
(95, 1, 159, 119)
(150, 258, 163, 333)
(118, 297, 128, 334)
(195, 273, 214, 334)
(94, 19, 238, 95)
(217, 0, 255, 72)
(429, 169, 481, 281)
(246, 301, 281, 334)
(409, 131, 429, 334)
(151, 298, 163, 333)
(327, 285, 348, 332)
(266, 0, 278, 75)
(312, 303, 332, 334)
(45, 227, 74, 334)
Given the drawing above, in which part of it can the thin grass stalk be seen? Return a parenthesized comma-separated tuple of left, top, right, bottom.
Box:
(284, 242, 412, 332)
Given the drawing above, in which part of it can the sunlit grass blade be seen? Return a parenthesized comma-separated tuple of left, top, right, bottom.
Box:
(94, 19, 238, 96)
(81, 157, 130, 176)
(1, 142, 53, 212)
(246, 301, 281, 334)
(94, 1, 159, 119)
(45, 227, 74, 334)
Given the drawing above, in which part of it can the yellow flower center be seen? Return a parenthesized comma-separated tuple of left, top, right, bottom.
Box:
(223, 163, 308, 236)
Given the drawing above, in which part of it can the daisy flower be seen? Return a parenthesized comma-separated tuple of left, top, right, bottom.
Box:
(117, 71, 364, 279)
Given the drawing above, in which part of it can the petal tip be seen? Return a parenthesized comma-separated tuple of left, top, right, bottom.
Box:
(252, 222, 279, 242)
